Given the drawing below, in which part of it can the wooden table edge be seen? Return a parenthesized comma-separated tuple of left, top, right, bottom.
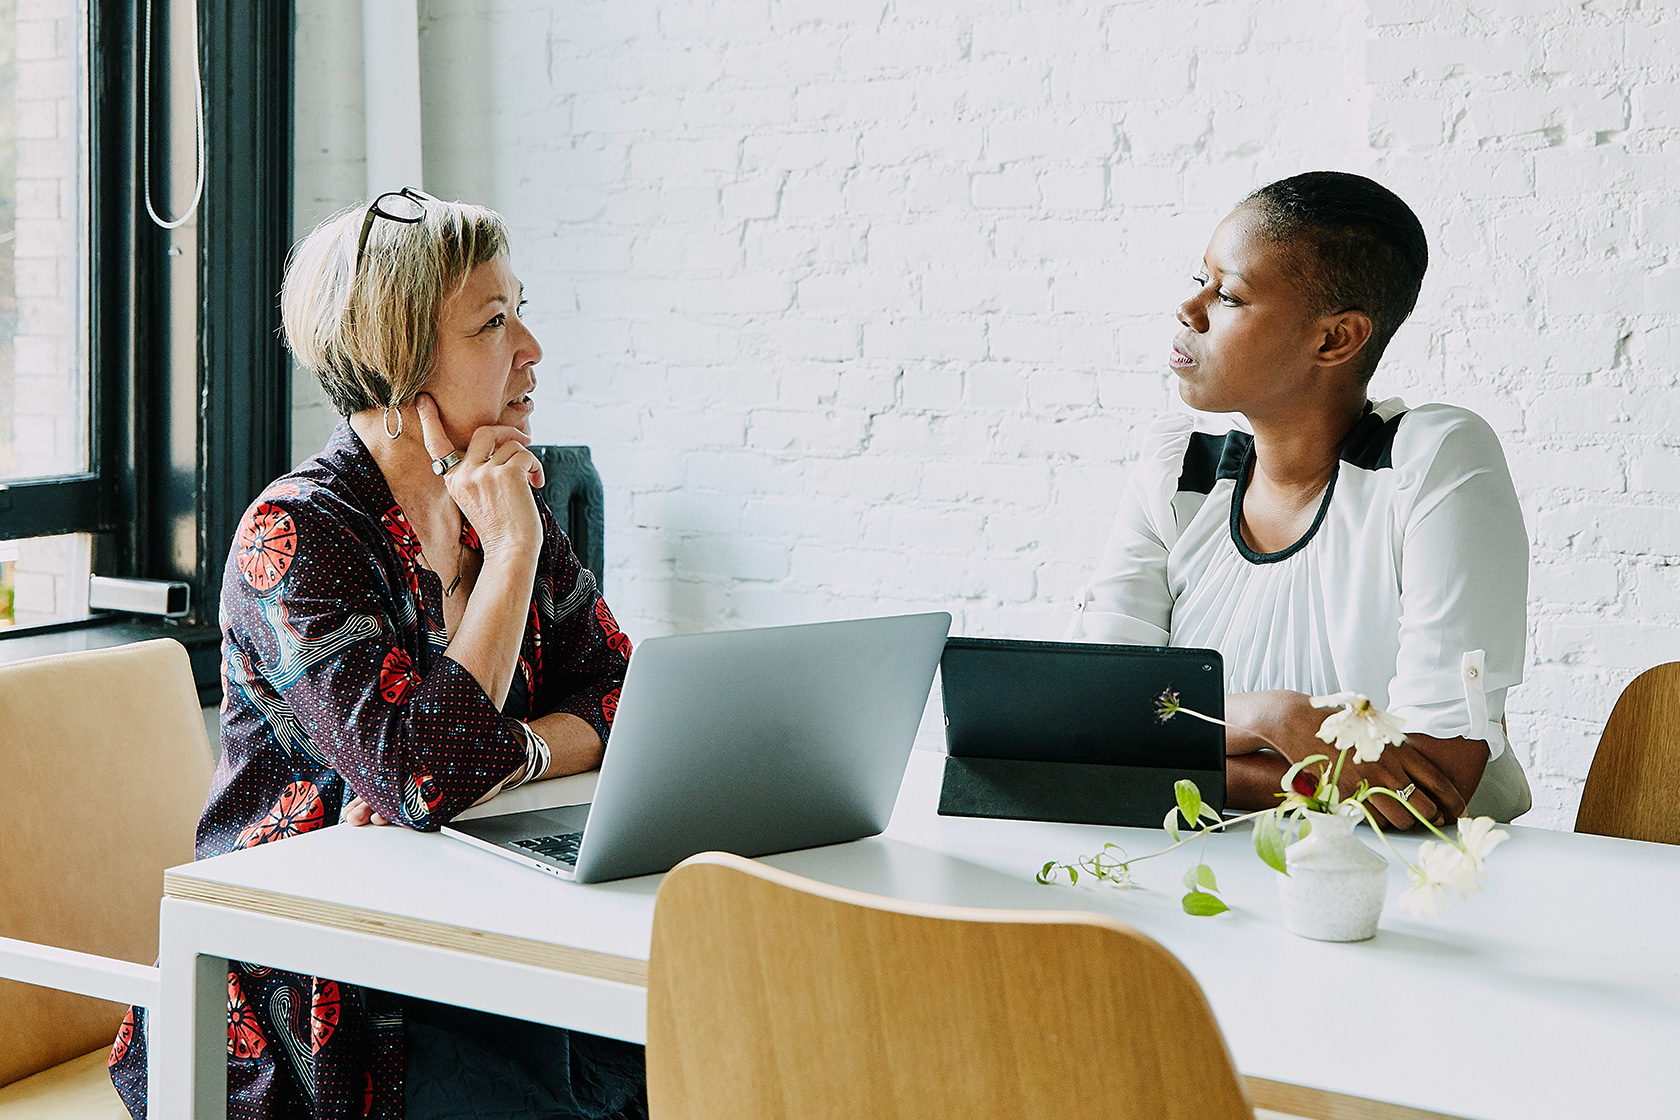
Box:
(159, 876, 1469, 1120)
(163, 871, 648, 987)
(1247, 1076, 1471, 1120)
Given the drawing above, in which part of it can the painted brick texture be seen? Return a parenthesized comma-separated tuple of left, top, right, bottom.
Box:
(294, 0, 1680, 830)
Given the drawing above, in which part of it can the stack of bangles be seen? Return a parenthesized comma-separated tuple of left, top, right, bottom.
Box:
(504, 719, 551, 791)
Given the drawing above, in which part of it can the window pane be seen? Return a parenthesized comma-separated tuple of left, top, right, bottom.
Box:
(0, 532, 90, 627)
(0, 0, 88, 482)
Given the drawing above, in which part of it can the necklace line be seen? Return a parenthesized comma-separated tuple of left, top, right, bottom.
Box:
(443, 535, 466, 598)
(415, 526, 468, 598)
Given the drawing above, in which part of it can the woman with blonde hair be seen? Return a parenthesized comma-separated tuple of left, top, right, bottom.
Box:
(109, 189, 646, 1118)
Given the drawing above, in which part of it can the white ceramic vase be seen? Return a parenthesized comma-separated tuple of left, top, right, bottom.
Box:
(1274, 810, 1388, 942)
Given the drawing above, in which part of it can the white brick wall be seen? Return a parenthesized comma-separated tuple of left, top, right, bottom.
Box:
(294, 0, 1680, 830)
(290, 0, 366, 451)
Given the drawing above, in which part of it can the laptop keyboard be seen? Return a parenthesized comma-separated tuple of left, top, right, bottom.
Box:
(511, 831, 584, 867)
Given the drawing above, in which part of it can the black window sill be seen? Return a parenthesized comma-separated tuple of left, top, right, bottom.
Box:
(0, 615, 223, 707)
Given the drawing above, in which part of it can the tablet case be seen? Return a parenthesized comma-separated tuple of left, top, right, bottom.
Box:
(937, 638, 1225, 828)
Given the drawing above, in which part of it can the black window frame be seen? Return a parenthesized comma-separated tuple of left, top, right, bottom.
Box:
(0, 0, 293, 702)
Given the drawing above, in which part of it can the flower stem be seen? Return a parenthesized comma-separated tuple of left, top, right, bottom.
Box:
(1173, 708, 1230, 729)
(1329, 746, 1349, 798)
(1366, 786, 1459, 845)
(1354, 800, 1422, 874)
(1059, 807, 1275, 880)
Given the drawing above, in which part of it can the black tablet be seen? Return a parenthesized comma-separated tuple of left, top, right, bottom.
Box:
(938, 637, 1225, 827)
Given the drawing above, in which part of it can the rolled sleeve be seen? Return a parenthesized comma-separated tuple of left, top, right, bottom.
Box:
(1386, 409, 1528, 758)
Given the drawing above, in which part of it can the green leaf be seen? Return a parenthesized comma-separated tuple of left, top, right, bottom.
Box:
(1253, 812, 1289, 875)
(1162, 806, 1181, 843)
(1182, 890, 1231, 916)
(1067, 866, 1078, 885)
(1175, 780, 1203, 831)
(1195, 863, 1218, 891)
(1037, 862, 1056, 885)
(1298, 817, 1312, 840)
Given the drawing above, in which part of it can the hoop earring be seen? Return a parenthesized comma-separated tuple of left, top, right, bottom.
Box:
(383, 404, 403, 439)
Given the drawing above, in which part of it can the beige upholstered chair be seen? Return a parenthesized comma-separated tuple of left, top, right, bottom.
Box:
(1575, 662, 1680, 844)
(646, 850, 1254, 1120)
(0, 639, 214, 1117)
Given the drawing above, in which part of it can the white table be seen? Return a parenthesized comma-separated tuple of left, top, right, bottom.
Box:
(151, 751, 1680, 1119)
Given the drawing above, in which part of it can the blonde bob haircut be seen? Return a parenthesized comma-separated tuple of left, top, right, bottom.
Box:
(281, 195, 509, 416)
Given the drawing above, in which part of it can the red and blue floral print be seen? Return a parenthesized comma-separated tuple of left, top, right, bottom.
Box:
(109, 421, 630, 1120)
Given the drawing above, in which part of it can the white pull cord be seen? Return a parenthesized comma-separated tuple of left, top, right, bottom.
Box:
(141, 0, 205, 230)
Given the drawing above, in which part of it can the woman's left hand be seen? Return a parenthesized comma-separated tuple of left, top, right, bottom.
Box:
(343, 797, 390, 827)
(345, 771, 516, 827)
(1339, 740, 1462, 829)
(1225, 689, 1481, 829)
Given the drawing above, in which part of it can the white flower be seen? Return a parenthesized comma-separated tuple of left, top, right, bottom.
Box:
(1399, 838, 1487, 918)
(1399, 863, 1447, 918)
(1310, 692, 1407, 764)
(1421, 840, 1481, 898)
(1455, 816, 1509, 873)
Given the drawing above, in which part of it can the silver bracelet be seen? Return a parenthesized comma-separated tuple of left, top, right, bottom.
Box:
(503, 719, 551, 791)
(503, 719, 536, 790)
(525, 721, 552, 785)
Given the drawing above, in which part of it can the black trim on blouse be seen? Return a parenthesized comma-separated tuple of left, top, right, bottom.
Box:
(1340, 406, 1406, 471)
(1177, 430, 1252, 495)
(1173, 403, 1409, 565)
(1230, 445, 1340, 564)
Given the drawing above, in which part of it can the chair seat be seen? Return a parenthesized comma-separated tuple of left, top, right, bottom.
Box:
(0, 1048, 128, 1119)
(0, 640, 213, 1093)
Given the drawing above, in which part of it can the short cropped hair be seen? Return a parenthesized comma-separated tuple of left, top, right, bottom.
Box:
(281, 195, 509, 416)
(1242, 171, 1428, 381)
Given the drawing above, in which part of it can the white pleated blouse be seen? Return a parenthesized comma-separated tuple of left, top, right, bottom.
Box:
(1066, 399, 1528, 760)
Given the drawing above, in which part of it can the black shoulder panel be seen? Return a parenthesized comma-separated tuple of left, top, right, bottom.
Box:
(1340, 407, 1406, 471)
(1177, 430, 1253, 494)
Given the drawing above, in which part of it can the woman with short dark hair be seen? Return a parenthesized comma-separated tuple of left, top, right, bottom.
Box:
(109, 191, 645, 1119)
(1069, 171, 1532, 826)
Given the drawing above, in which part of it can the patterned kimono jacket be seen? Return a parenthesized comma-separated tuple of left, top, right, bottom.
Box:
(109, 421, 632, 1119)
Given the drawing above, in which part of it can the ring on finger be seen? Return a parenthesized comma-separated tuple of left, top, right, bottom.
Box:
(1396, 782, 1417, 803)
(431, 450, 463, 476)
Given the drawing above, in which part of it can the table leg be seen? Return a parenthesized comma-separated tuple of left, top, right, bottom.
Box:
(155, 898, 228, 1120)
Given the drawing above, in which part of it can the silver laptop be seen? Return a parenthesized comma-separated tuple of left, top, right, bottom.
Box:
(442, 612, 952, 883)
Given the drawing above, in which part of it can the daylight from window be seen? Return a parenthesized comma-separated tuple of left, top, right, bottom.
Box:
(0, 531, 87, 626)
(0, 0, 86, 485)
(0, 0, 90, 628)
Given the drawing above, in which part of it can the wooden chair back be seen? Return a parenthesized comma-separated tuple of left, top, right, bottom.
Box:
(0, 640, 214, 1087)
(1576, 662, 1680, 844)
(647, 851, 1252, 1120)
